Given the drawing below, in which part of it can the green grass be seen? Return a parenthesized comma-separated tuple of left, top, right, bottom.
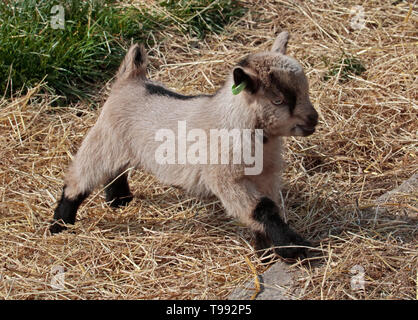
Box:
(160, 0, 246, 39)
(323, 53, 366, 82)
(0, 0, 246, 102)
(0, 0, 147, 101)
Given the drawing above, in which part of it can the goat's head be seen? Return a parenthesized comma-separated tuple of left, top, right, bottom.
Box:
(232, 31, 318, 137)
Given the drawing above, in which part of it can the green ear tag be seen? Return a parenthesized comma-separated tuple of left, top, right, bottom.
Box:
(231, 81, 247, 95)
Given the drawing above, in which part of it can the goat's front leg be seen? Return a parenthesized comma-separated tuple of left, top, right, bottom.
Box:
(253, 197, 310, 259)
(206, 174, 309, 260)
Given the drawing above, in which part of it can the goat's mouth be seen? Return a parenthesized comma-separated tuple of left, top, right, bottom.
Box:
(295, 125, 316, 136)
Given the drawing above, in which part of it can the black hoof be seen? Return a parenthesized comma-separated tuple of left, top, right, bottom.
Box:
(50, 187, 88, 235)
(254, 232, 276, 264)
(274, 234, 311, 260)
(274, 245, 309, 260)
(108, 194, 133, 208)
(49, 220, 67, 234)
(252, 198, 312, 261)
(105, 174, 133, 208)
(255, 230, 311, 261)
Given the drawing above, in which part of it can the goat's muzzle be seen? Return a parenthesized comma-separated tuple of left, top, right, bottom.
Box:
(297, 108, 318, 136)
(296, 125, 314, 135)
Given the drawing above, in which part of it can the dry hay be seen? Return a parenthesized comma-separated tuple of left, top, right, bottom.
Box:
(0, 0, 417, 299)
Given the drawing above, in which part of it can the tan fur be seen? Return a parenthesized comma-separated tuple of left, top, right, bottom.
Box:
(62, 32, 318, 235)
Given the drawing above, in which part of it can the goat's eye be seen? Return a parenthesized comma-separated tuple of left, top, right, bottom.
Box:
(272, 97, 284, 105)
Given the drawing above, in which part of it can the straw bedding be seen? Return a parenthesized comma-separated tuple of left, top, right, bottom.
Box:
(0, 0, 416, 299)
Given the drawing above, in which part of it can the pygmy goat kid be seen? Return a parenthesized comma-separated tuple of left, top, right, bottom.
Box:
(50, 31, 318, 260)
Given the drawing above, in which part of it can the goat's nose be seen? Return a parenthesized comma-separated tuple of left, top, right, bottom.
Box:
(307, 110, 318, 127)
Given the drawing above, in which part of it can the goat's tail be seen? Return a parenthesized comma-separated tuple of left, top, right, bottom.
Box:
(116, 44, 148, 81)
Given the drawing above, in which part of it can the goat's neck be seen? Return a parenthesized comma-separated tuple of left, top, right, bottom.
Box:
(210, 77, 257, 130)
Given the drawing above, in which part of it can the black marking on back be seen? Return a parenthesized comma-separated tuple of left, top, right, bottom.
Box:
(145, 82, 211, 100)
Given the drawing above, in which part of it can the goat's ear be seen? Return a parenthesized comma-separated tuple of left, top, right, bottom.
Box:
(233, 67, 259, 94)
(271, 31, 289, 54)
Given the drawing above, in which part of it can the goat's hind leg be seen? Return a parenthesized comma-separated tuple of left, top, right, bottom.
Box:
(50, 158, 99, 234)
(50, 127, 124, 233)
(50, 169, 133, 233)
(104, 172, 133, 208)
(50, 186, 90, 234)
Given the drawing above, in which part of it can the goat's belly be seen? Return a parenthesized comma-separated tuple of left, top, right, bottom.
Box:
(141, 160, 212, 198)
